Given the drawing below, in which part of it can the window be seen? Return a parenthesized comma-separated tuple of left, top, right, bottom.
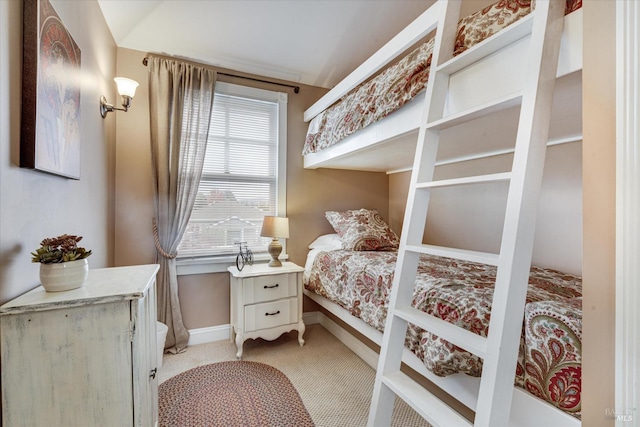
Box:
(178, 82, 287, 263)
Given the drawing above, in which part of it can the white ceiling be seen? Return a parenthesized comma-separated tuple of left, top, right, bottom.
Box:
(97, 0, 433, 89)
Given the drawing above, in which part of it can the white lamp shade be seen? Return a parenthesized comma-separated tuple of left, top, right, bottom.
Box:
(114, 77, 139, 98)
(260, 216, 289, 239)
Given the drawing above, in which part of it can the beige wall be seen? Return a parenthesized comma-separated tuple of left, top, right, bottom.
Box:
(582, 0, 615, 425)
(389, 141, 583, 275)
(114, 48, 155, 267)
(114, 48, 389, 329)
(460, 0, 496, 18)
(0, 0, 116, 304)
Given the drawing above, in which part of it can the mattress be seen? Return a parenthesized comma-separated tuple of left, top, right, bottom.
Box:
(303, 0, 583, 157)
(304, 247, 582, 418)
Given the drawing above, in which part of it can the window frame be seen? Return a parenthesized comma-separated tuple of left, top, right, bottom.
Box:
(176, 82, 288, 275)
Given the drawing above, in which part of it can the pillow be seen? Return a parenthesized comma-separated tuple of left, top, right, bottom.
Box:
(308, 234, 343, 251)
(325, 209, 400, 251)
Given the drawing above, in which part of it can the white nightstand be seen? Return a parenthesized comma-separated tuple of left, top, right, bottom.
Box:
(228, 261, 306, 359)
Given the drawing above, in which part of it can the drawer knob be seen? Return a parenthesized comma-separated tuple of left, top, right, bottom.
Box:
(150, 368, 157, 379)
(265, 310, 281, 316)
(264, 284, 279, 289)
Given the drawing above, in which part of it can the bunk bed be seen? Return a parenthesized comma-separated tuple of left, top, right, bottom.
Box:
(303, 229, 581, 424)
(302, 0, 583, 173)
(301, 0, 583, 426)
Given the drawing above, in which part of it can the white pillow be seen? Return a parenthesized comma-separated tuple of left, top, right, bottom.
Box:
(308, 234, 343, 251)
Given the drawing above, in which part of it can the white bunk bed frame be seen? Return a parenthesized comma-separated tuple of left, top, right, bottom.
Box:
(304, 289, 579, 427)
(303, 8, 582, 175)
(302, 2, 583, 426)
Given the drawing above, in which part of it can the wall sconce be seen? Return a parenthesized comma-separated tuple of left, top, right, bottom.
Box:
(260, 216, 289, 267)
(100, 77, 139, 118)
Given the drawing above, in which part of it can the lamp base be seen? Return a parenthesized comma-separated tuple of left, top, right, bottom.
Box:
(267, 238, 282, 267)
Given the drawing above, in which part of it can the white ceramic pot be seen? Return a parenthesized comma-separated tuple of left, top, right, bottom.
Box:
(39, 259, 89, 292)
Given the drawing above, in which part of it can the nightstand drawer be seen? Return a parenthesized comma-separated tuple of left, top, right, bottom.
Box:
(242, 273, 297, 304)
(244, 298, 298, 332)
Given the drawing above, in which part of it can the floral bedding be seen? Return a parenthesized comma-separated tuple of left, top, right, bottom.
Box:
(304, 249, 582, 418)
(303, 0, 583, 156)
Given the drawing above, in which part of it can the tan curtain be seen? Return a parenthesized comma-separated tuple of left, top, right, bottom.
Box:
(147, 55, 216, 353)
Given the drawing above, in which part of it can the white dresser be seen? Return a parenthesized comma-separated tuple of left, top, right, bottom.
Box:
(228, 261, 305, 359)
(0, 264, 160, 427)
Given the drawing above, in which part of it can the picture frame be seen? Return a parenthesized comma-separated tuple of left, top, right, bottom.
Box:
(21, 0, 82, 179)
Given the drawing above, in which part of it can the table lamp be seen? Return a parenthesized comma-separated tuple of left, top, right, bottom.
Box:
(260, 216, 289, 267)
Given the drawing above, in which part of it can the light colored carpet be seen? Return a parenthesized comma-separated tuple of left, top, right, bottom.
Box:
(159, 324, 432, 427)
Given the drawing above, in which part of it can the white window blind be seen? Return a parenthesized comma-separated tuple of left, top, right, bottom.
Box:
(178, 83, 287, 258)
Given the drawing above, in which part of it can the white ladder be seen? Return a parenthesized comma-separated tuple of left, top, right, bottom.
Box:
(368, 1, 565, 426)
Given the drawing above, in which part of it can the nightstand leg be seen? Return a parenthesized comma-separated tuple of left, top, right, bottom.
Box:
(298, 321, 305, 347)
(235, 333, 244, 359)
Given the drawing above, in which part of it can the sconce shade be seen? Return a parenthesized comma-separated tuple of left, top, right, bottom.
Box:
(101, 77, 139, 118)
(114, 77, 139, 98)
(260, 216, 289, 239)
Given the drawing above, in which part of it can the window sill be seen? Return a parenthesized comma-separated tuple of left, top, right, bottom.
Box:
(176, 253, 289, 276)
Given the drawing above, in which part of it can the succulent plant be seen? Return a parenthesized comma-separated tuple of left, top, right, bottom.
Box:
(31, 234, 93, 264)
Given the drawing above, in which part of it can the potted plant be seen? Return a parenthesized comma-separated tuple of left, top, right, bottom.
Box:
(31, 234, 92, 292)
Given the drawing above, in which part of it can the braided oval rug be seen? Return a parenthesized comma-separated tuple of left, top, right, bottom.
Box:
(158, 361, 315, 426)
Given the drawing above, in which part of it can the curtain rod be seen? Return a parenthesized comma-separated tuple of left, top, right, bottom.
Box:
(142, 57, 300, 94)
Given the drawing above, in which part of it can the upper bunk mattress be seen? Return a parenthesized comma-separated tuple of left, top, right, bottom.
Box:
(303, 0, 583, 157)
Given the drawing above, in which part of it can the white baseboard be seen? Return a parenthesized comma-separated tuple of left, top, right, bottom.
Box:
(312, 311, 379, 369)
(186, 311, 324, 346)
(302, 310, 323, 326)
(187, 324, 230, 346)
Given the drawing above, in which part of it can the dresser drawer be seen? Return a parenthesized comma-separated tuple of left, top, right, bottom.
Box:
(242, 273, 297, 304)
(244, 298, 298, 332)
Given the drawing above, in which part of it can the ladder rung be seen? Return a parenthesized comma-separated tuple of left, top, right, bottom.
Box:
(405, 244, 500, 266)
(395, 306, 489, 358)
(382, 371, 473, 427)
(437, 15, 534, 75)
(416, 172, 511, 189)
(426, 92, 522, 131)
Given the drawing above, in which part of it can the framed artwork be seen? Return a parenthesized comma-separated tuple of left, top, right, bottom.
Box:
(21, 0, 82, 179)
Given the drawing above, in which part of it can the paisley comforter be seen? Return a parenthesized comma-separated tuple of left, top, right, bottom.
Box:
(304, 250, 582, 418)
(303, 0, 583, 156)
